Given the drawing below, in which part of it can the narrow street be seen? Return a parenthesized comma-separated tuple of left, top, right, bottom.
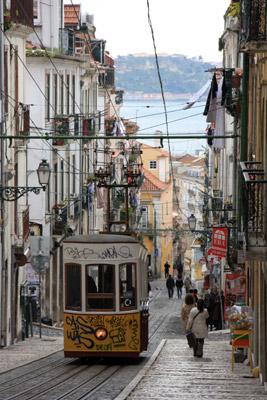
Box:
(0, 280, 265, 399)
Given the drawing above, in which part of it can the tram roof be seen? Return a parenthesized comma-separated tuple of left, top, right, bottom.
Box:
(63, 234, 143, 245)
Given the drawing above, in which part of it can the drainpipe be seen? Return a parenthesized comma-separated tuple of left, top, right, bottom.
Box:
(0, 1, 5, 347)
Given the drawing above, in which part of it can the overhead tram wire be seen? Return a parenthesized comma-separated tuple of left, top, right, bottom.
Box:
(3, 91, 84, 175)
(0, 33, 94, 174)
(6, 0, 101, 174)
(17, 0, 86, 117)
(68, 0, 122, 122)
(146, 0, 183, 211)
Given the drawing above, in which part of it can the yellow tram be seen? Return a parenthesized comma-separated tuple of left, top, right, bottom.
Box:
(63, 234, 149, 358)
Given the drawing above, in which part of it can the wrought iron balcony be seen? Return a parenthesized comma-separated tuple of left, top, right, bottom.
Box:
(241, 0, 267, 50)
(52, 204, 68, 235)
(241, 161, 267, 255)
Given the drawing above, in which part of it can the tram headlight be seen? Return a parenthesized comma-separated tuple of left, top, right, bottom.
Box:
(95, 327, 108, 340)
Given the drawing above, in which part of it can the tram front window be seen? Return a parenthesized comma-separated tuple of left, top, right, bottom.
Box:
(65, 263, 81, 310)
(86, 264, 115, 310)
(120, 263, 136, 310)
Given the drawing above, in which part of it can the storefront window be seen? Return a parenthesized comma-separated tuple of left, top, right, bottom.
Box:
(120, 263, 136, 310)
(86, 264, 115, 310)
(65, 263, 81, 310)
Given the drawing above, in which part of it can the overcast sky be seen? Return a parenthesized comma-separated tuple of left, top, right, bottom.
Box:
(76, 0, 230, 62)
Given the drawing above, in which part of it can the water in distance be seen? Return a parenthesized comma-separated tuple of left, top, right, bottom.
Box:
(121, 99, 208, 155)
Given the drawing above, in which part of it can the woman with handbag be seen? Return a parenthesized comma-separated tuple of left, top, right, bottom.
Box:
(181, 293, 195, 347)
(186, 298, 209, 357)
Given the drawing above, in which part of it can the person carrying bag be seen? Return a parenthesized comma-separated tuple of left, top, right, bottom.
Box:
(186, 299, 209, 357)
(186, 311, 200, 348)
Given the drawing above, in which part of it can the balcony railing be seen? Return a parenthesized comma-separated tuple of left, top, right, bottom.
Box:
(53, 116, 69, 146)
(52, 205, 68, 235)
(241, 0, 267, 46)
(241, 161, 267, 250)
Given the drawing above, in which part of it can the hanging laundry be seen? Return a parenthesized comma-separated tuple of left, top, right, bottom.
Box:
(213, 76, 225, 150)
(203, 73, 218, 119)
(206, 124, 214, 147)
(112, 119, 126, 136)
(183, 79, 211, 110)
(129, 189, 139, 209)
(87, 183, 94, 211)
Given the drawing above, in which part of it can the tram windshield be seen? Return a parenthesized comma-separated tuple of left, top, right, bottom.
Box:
(120, 263, 136, 310)
(86, 264, 115, 310)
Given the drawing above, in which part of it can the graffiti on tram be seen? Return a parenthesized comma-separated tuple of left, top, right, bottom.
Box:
(64, 245, 133, 261)
(64, 313, 141, 352)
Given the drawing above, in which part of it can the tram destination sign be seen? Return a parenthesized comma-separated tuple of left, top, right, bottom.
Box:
(63, 242, 143, 261)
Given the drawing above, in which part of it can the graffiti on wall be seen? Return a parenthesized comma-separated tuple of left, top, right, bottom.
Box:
(64, 312, 140, 352)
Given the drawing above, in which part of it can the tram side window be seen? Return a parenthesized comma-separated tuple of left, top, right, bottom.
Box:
(65, 263, 81, 310)
(120, 263, 136, 310)
(86, 264, 115, 310)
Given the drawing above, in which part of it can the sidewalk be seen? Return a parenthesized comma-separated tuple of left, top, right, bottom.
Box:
(0, 334, 63, 373)
(116, 337, 267, 400)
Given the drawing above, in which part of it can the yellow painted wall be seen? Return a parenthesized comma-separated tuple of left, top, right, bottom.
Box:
(140, 144, 173, 276)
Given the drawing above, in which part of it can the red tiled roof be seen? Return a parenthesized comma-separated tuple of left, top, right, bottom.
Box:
(174, 154, 196, 163)
(191, 158, 205, 167)
(141, 168, 170, 192)
(64, 4, 80, 26)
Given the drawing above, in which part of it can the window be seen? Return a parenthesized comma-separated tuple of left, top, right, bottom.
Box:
(120, 263, 136, 310)
(66, 74, 70, 114)
(54, 162, 58, 204)
(149, 160, 157, 169)
(141, 206, 148, 229)
(86, 264, 115, 310)
(60, 160, 64, 202)
(33, 0, 40, 24)
(65, 264, 81, 310)
(72, 154, 76, 195)
(59, 75, 64, 114)
(45, 73, 50, 121)
(72, 75, 76, 114)
(53, 74, 58, 115)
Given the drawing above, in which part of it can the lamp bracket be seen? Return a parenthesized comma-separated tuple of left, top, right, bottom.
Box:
(0, 186, 44, 201)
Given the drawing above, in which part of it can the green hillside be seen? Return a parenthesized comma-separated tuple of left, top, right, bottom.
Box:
(115, 54, 215, 96)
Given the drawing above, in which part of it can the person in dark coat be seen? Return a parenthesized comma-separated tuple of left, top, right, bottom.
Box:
(164, 261, 170, 278)
(175, 276, 184, 299)
(166, 274, 175, 298)
(210, 286, 222, 330)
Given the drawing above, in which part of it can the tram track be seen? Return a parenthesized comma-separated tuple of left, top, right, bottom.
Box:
(0, 281, 181, 399)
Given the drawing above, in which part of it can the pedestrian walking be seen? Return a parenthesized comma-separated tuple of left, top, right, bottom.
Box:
(184, 275, 192, 293)
(175, 276, 183, 299)
(181, 293, 195, 347)
(164, 261, 170, 278)
(210, 286, 222, 330)
(193, 288, 198, 303)
(166, 274, 175, 298)
(186, 298, 209, 357)
(204, 291, 214, 331)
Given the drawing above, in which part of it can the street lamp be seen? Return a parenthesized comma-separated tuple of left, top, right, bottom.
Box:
(0, 159, 51, 201)
(188, 214, 197, 231)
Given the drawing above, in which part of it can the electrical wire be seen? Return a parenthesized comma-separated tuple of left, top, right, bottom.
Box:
(146, 0, 181, 217)
(68, 0, 121, 123)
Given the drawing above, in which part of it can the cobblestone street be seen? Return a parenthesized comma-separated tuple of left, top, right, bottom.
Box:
(118, 338, 267, 399)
